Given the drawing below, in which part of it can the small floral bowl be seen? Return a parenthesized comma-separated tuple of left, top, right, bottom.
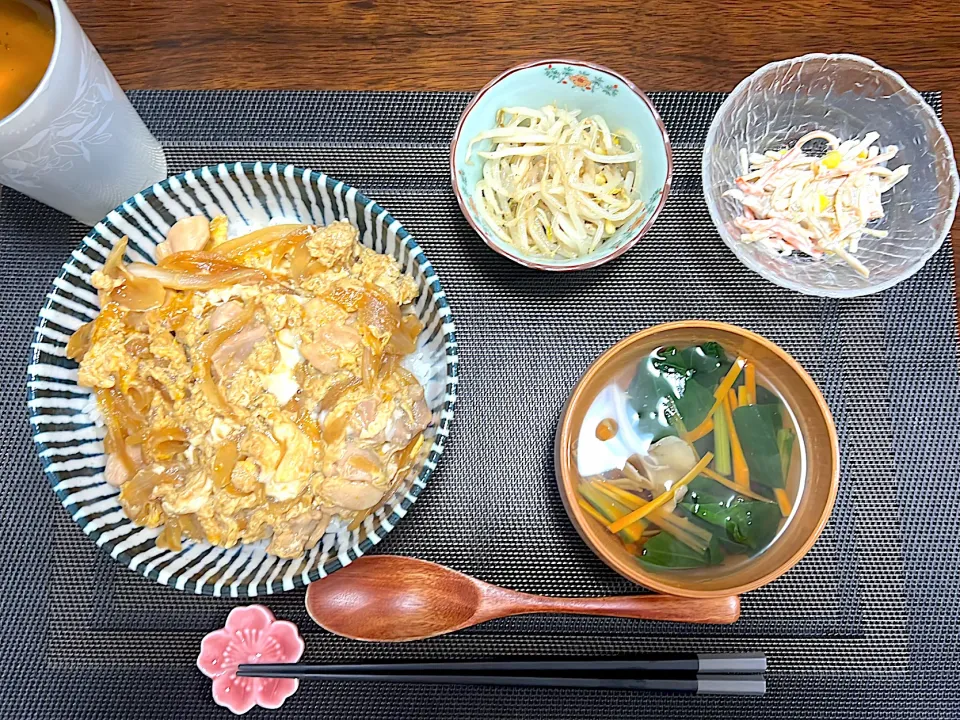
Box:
(451, 59, 672, 271)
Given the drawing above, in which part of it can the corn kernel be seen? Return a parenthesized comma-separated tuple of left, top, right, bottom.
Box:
(818, 194, 830, 212)
(822, 150, 843, 169)
(858, 150, 868, 159)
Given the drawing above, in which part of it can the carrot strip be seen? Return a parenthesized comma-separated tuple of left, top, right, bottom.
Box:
(700, 466, 774, 503)
(577, 497, 609, 525)
(682, 416, 714, 443)
(681, 356, 747, 439)
(592, 481, 644, 508)
(593, 482, 712, 542)
(774, 488, 793, 517)
(606, 453, 714, 533)
(725, 391, 750, 489)
(745, 363, 757, 405)
(738, 385, 749, 407)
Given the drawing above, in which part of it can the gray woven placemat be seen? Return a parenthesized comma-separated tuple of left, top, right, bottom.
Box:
(1, 90, 958, 719)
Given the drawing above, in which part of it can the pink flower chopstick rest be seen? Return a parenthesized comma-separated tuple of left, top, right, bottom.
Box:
(197, 605, 305, 715)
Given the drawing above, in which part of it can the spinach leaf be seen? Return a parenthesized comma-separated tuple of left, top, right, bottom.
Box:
(682, 499, 781, 550)
(692, 433, 715, 459)
(725, 502, 781, 550)
(651, 346, 694, 377)
(626, 363, 677, 443)
(638, 532, 724, 569)
(732, 404, 784, 488)
(685, 476, 739, 506)
(683, 342, 732, 387)
(756, 384, 780, 406)
(673, 377, 715, 429)
(777, 428, 795, 479)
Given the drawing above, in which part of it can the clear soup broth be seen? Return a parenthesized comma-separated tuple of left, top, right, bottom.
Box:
(574, 340, 805, 577)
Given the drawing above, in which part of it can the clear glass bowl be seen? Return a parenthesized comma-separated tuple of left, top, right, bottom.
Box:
(703, 54, 959, 297)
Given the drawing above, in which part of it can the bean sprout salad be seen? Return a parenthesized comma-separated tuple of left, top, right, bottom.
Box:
(467, 105, 644, 259)
(724, 131, 910, 277)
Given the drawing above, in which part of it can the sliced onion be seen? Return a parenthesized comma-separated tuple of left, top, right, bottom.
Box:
(119, 466, 166, 510)
(66, 320, 96, 361)
(155, 517, 183, 552)
(359, 285, 401, 346)
(102, 236, 129, 277)
(126, 261, 266, 290)
(108, 276, 166, 311)
(142, 426, 188, 463)
(213, 440, 244, 495)
(212, 224, 305, 258)
(325, 282, 365, 312)
(197, 302, 256, 359)
(271, 226, 314, 269)
(319, 377, 361, 412)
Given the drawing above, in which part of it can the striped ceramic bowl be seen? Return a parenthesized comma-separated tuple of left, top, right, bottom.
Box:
(28, 162, 458, 597)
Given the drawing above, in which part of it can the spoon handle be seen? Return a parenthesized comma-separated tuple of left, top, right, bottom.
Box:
(501, 593, 741, 625)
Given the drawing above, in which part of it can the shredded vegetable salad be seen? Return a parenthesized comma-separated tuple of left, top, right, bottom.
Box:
(724, 130, 910, 277)
(467, 105, 644, 259)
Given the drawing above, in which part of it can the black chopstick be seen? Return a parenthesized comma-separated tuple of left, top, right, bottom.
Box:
(238, 652, 765, 677)
(234, 670, 765, 695)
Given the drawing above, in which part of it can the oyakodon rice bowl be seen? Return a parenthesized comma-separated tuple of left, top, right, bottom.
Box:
(28, 163, 458, 597)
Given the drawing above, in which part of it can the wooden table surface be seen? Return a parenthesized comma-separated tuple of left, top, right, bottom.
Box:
(71, 0, 960, 287)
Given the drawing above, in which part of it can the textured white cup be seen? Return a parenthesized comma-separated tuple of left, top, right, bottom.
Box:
(0, 0, 167, 225)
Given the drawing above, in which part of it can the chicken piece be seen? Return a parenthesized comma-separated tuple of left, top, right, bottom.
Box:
(316, 445, 388, 511)
(300, 342, 339, 374)
(210, 323, 271, 379)
(319, 477, 385, 511)
(154, 215, 211, 262)
(104, 444, 143, 487)
(306, 221, 358, 268)
(208, 301, 244, 331)
(353, 247, 419, 306)
(266, 508, 329, 558)
(265, 416, 313, 501)
(385, 389, 431, 446)
(350, 396, 393, 442)
(301, 322, 362, 373)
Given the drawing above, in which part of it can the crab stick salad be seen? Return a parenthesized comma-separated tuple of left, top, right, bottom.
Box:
(724, 131, 910, 277)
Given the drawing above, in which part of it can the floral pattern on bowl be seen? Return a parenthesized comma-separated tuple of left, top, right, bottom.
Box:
(197, 605, 304, 715)
(544, 64, 620, 96)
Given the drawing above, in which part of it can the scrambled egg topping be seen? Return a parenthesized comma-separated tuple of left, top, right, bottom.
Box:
(70, 217, 430, 558)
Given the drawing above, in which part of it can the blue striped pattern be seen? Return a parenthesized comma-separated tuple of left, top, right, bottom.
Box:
(27, 162, 458, 596)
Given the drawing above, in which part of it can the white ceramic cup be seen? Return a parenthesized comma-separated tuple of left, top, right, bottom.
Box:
(0, 0, 167, 225)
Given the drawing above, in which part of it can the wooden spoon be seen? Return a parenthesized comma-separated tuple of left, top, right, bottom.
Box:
(305, 555, 740, 642)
